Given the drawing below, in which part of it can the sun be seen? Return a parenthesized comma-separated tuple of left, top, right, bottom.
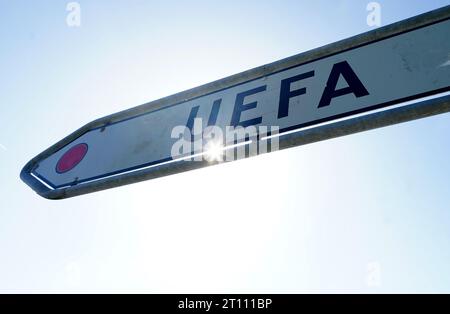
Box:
(204, 140, 224, 162)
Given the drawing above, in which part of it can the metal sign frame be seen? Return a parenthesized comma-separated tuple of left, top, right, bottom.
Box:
(21, 6, 450, 199)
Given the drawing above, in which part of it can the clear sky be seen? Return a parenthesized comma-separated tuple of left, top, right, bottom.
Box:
(1, 0, 449, 293)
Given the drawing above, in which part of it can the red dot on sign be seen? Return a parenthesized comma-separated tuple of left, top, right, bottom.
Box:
(56, 143, 88, 174)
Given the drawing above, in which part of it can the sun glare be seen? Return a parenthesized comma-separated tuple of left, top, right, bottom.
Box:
(204, 140, 224, 162)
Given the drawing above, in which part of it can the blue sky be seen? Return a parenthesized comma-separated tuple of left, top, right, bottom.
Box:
(1, 0, 449, 292)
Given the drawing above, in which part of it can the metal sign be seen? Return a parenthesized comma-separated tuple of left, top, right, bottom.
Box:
(22, 6, 450, 199)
